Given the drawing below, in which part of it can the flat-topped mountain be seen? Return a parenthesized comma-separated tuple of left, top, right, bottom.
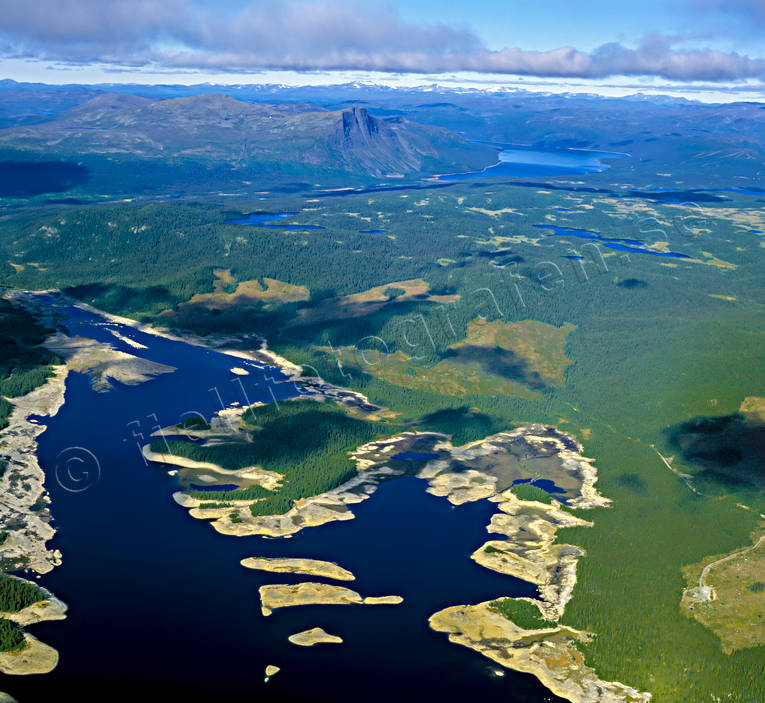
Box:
(0, 93, 496, 178)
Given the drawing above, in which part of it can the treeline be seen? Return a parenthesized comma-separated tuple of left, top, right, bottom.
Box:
(0, 299, 60, 427)
(0, 573, 45, 612)
(153, 400, 399, 517)
(0, 398, 11, 431)
(510, 483, 554, 504)
(0, 366, 54, 398)
(488, 597, 554, 629)
(0, 618, 24, 652)
(177, 416, 210, 430)
(185, 484, 270, 502)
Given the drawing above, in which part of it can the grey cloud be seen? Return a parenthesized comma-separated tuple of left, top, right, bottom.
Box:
(0, 0, 763, 81)
(0, 0, 191, 59)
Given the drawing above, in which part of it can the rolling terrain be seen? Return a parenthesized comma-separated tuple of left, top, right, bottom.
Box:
(0, 82, 764, 702)
(0, 92, 497, 181)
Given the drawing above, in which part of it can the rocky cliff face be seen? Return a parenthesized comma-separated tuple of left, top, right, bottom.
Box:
(340, 107, 379, 142)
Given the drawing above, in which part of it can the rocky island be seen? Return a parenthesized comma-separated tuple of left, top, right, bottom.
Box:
(288, 627, 344, 647)
(259, 582, 403, 616)
(241, 557, 355, 581)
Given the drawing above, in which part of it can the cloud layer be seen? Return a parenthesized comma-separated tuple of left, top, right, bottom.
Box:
(0, 0, 763, 81)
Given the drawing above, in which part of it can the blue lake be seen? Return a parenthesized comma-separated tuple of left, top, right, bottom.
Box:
(535, 224, 692, 259)
(6, 298, 564, 703)
(226, 212, 326, 230)
(439, 146, 624, 182)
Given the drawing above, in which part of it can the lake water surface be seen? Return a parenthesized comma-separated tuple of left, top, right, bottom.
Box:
(226, 212, 326, 230)
(5, 300, 563, 703)
(439, 146, 624, 181)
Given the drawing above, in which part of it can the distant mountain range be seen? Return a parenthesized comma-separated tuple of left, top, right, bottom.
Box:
(0, 93, 497, 179)
(1, 80, 762, 192)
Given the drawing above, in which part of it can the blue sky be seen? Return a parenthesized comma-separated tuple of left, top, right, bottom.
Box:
(0, 0, 763, 99)
(392, 0, 764, 54)
(398, 1, 677, 50)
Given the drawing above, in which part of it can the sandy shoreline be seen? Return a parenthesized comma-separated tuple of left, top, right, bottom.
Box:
(241, 557, 355, 581)
(429, 602, 651, 703)
(0, 364, 67, 575)
(416, 427, 651, 702)
(288, 627, 343, 647)
(0, 358, 70, 675)
(5, 291, 648, 699)
(259, 582, 403, 616)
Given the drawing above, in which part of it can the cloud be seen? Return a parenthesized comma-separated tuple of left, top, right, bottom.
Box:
(0, 0, 192, 61)
(0, 0, 763, 81)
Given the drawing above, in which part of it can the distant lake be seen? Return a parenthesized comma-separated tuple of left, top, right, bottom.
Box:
(226, 212, 326, 230)
(535, 224, 692, 259)
(439, 145, 624, 182)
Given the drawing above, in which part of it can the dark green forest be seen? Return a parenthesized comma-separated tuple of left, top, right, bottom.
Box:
(153, 400, 400, 516)
(0, 298, 60, 426)
(0, 618, 25, 652)
(0, 574, 45, 613)
(489, 597, 555, 629)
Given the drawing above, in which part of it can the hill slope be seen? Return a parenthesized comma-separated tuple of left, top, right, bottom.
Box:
(0, 93, 497, 178)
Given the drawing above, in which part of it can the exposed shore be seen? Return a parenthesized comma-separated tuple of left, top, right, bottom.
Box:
(167, 457, 403, 539)
(416, 426, 651, 702)
(241, 557, 355, 581)
(0, 361, 70, 675)
(142, 445, 283, 492)
(12, 290, 386, 418)
(0, 364, 67, 574)
(259, 582, 403, 616)
(0, 583, 67, 629)
(471, 491, 592, 621)
(429, 602, 651, 703)
(0, 294, 176, 677)
(0, 634, 59, 676)
(288, 627, 343, 647)
(44, 333, 175, 392)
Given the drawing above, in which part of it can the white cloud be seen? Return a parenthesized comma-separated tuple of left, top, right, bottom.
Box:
(0, 0, 762, 81)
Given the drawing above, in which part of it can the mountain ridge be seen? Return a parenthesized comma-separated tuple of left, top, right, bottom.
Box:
(0, 93, 497, 178)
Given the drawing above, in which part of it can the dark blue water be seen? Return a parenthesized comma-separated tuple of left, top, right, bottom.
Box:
(226, 212, 326, 230)
(534, 224, 692, 259)
(3, 302, 564, 703)
(360, 229, 385, 235)
(439, 146, 623, 182)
